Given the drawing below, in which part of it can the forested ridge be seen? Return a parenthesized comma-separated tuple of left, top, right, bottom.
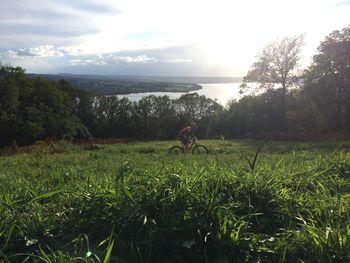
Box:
(1, 26, 349, 147)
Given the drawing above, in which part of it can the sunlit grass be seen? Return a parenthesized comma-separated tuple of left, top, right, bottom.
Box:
(1, 140, 350, 262)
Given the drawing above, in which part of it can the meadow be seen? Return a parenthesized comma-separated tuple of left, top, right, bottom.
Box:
(1, 140, 350, 262)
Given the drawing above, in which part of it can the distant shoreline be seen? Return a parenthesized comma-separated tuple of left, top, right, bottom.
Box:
(26, 74, 211, 96)
(27, 73, 242, 84)
(111, 83, 203, 95)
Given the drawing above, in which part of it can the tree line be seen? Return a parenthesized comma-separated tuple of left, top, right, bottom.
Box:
(0, 67, 222, 147)
(240, 25, 350, 133)
(0, 25, 349, 147)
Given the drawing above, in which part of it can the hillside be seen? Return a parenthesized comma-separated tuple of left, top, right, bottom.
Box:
(1, 140, 350, 262)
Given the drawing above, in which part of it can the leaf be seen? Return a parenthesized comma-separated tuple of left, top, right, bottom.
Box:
(29, 189, 65, 203)
(98, 239, 108, 248)
(3, 222, 15, 249)
(103, 239, 115, 263)
(123, 188, 136, 204)
(38, 246, 50, 261)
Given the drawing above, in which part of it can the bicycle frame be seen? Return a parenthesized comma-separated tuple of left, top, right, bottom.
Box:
(169, 138, 208, 154)
(181, 137, 197, 153)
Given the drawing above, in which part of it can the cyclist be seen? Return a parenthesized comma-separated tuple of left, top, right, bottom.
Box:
(178, 122, 198, 153)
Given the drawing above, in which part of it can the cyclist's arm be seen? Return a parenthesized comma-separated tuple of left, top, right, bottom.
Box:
(179, 127, 191, 137)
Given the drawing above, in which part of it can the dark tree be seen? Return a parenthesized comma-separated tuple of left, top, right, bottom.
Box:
(132, 95, 177, 139)
(0, 65, 24, 145)
(92, 96, 134, 138)
(302, 25, 350, 131)
(174, 93, 223, 137)
(0, 64, 90, 146)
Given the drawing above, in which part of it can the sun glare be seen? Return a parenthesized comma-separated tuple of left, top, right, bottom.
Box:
(1, 0, 349, 75)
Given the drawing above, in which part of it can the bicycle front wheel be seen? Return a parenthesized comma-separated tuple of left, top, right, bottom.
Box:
(192, 145, 208, 154)
(168, 145, 184, 154)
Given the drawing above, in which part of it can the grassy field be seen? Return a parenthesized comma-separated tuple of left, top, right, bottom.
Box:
(1, 140, 350, 262)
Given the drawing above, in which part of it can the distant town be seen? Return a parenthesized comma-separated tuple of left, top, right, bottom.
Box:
(27, 74, 242, 95)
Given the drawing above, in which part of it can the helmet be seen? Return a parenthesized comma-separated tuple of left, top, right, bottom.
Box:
(190, 122, 197, 128)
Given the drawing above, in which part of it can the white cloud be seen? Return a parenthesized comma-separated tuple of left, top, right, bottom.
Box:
(117, 55, 157, 63)
(57, 46, 83, 56)
(1, 0, 349, 75)
(3, 45, 64, 59)
(70, 54, 158, 66)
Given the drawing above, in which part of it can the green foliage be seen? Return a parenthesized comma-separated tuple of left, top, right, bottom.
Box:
(1, 25, 350, 147)
(222, 26, 350, 135)
(0, 65, 94, 147)
(0, 64, 224, 146)
(90, 93, 222, 140)
(240, 35, 304, 131)
(1, 140, 350, 262)
(301, 25, 350, 131)
(242, 35, 304, 92)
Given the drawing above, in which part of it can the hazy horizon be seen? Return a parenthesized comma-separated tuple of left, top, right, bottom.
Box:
(26, 73, 243, 85)
(1, 0, 349, 76)
(28, 72, 243, 78)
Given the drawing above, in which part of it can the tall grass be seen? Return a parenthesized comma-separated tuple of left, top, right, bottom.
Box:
(1, 140, 350, 262)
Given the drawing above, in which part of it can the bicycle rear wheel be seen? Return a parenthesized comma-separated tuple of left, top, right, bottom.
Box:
(192, 144, 208, 154)
(168, 145, 184, 154)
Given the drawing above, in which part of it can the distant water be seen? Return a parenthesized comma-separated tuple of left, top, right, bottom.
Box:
(117, 83, 242, 106)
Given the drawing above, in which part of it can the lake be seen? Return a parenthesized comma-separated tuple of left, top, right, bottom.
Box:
(116, 83, 242, 106)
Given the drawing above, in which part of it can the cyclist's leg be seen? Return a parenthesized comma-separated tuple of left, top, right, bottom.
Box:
(185, 137, 195, 153)
(182, 142, 187, 152)
(179, 135, 187, 152)
(180, 135, 190, 153)
(184, 142, 190, 153)
(187, 140, 194, 152)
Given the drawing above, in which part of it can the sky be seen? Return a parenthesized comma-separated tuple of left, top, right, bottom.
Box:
(0, 0, 349, 76)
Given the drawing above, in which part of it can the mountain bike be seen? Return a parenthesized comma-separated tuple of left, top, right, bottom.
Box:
(168, 137, 208, 154)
